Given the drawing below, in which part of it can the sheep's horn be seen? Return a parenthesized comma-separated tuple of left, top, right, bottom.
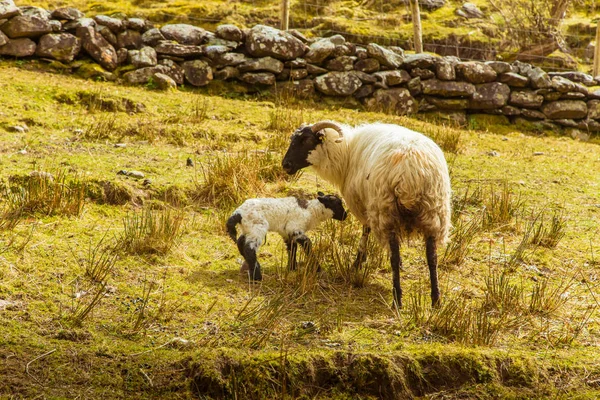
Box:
(311, 121, 344, 138)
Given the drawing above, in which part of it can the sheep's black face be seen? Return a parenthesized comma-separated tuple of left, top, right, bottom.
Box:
(282, 126, 322, 174)
(317, 193, 348, 221)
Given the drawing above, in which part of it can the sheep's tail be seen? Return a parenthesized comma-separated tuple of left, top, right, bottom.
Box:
(226, 212, 242, 242)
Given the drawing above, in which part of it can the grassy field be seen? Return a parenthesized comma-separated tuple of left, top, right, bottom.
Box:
(0, 59, 599, 398)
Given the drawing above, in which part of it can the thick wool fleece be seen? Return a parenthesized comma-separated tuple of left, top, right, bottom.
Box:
(306, 123, 451, 246)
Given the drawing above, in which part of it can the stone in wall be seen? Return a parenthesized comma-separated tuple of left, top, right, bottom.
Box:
(0, 37, 35, 56)
(203, 45, 229, 59)
(238, 56, 284, 74)
(410, 67, 435, 79)
(77, 26, 118, 71)
(0, 0, 19, 19)
(354, 58, 379, 73)
(245, 25, 306, 60)
(214, 66, 239, 80)
(96, 25, 117, 47)
(182, 60, 212, 86)
(403, 53, 437, 70)
(216, 24, 244, 42)
(1, 15, 52, 38)
(94, 15, 124, 34)
(307, 64, 328, 75)
(154, 41, 204, 58)
(353, 71, 377, 84)
(456, 61, 496, 83)
(366, 43, 403, 68)
(364, 88, 417, 115)
(153, 72, 177, 90)
(51, 7, 84, 21)
(211, 52, 246, 68)
(160, 24, 207, 45)
(527, 67, 552, 89)
(117, 29, 142, 50)
(129, 46, 157, 68)
(372, 70, 410, 87)
(304, 37, 336, 64)
(63, 18, 95, 32)
(435, 60, 455, 80)
(124, 65, 170, 84)
(425, 97, 469, 110)
(469, 82, 510, 109)
(421, 79, 475, 97)
(35, 32, 80, 62)
(0, 30, 8, 46)
(484, 61, 513, 74)
(499, 72, 528, 87)
(509, 90, 544, 109)
(542, 100, 587, 119)
(314, 71, 362, 96)
(326, 56, 355, 71)
(240, 72, 276, 85)
(587, 99, 600, 119)
(142, 28, 165, 47)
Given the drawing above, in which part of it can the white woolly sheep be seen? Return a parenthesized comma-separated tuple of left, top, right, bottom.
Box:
(226, 192, 348, 280)
(282, 121, 452, 307)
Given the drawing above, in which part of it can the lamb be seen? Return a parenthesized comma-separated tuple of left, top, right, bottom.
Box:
(226, 192, 348, 280)
(282, 121, 452, 307)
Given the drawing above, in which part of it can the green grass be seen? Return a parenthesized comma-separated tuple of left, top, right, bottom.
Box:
(0, 61, 600, 398)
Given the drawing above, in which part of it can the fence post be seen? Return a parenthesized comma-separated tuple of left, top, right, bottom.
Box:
(410, 0, 423, 53)
(594, 19, 600, 76)
(281, 0, 290, 31)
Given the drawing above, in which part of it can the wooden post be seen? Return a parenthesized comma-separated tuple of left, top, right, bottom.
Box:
(281, 0, 290, 31)
(594, 19, 600, 76)
(410, 0, 423, 53)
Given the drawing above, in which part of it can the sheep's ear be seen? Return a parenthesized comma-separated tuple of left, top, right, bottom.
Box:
(317, 191, 324, 197)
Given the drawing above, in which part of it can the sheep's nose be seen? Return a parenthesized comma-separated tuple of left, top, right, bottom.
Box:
(282, 160, 292, 171)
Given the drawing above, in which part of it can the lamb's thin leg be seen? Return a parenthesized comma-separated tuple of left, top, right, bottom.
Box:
(389, 234, 402, 308)
(426, 236, 441, 307)
(285, 238, 299, 271)
(353, 226, 371, 269)
(295, 234, 320, 272)
(242, 239, 262, 281)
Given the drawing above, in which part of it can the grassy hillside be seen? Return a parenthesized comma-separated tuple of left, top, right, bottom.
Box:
(0, 59, 599, 398)
(24, 0, 600, 70)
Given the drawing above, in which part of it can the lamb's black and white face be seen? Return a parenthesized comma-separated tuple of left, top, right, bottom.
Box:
(282, 125, 323, 174)
(317, 192, 348, 221)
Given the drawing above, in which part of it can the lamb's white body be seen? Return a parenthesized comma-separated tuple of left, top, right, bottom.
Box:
(307, 123, 451, 246)
(232, 197, 334, 249)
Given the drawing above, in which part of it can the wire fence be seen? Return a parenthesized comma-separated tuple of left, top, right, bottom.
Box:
(154, 0, 599, 72)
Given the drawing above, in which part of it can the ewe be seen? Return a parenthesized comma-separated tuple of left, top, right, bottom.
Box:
(282, 121, 451, 307)
(226, 192, 347, 280)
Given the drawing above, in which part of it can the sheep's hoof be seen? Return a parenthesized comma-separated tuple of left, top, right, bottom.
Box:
(249, 266, 263, 281)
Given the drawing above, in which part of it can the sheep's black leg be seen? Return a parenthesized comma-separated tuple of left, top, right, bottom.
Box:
(389, 234, 402, 308)
(285, 238, 299, 271)
(236, 235, 246, 257)
(295, 234, 320, 272)
(353, 226, 371, 269)
(242, 240, 262, 281)
(426, 236, 440, 307)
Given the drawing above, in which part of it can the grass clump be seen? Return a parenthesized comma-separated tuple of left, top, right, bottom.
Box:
(1, 170, 86, 227)
(193, 150, 292, 209)
(120, 206, 185, 255)
(530, 209, 567, 248)
(482, 180, 524, 230)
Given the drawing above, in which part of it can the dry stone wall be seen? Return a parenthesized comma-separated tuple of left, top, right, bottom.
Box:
(2, 0, 600, 133)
